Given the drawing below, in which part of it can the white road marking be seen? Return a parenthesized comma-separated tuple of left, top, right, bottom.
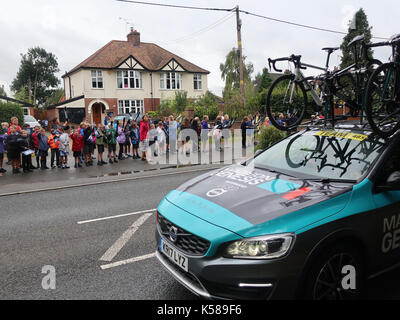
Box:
(99, 212, 154, 262)
(100, 252, 156, 270)
(77, 208, 156, 225)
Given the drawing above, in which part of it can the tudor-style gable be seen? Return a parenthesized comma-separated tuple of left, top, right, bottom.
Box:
(117, 56, 144, 70)
(161, 59, 185, 72)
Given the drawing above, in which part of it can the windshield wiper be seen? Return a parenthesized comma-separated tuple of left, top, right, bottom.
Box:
(304, 178, 357, 184)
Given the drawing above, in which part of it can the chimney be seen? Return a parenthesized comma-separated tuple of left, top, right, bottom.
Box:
(127, 28, 140, 46)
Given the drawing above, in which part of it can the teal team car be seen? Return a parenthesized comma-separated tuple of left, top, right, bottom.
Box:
(155, 123, 400, 300)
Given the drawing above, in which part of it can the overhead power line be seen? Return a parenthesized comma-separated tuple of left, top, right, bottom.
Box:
(116, 0, 388, 39)
(115, 0, 234, 12)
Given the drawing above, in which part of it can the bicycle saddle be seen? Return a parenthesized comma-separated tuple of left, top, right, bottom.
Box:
(389, 33, 400, 43)
(348, 34, 365, 46)
(322, 47, 339, 53)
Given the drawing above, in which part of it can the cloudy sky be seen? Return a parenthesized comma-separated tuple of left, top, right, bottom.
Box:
(0, 0, 398, 97)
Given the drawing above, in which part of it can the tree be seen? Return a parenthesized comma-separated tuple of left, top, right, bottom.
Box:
(13, 86, 31, 104)
(45, 88, 65, 107)
(220, 48, 254, 100)
(0, 85, 7, 97)
(340, 8, 373, 69)
(254, 68, 272, 94)
(11, 47, 60, 106)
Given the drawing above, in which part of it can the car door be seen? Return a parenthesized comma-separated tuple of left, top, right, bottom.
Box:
(371, 143, 400, 270)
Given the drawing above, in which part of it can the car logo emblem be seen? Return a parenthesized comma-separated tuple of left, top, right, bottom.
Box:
(169, 226, 178, 243)
(206, 187, 228, 198)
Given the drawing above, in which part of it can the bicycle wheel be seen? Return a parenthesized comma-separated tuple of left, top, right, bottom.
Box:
(285, 134, 321, 168)
(365, 63, 400, 138)
(266, 74, 307, 131)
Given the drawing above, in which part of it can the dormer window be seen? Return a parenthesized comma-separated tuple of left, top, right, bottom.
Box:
(91, 70, 103, 89)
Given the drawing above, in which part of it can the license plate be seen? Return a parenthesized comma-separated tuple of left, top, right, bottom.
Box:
(159, 237, 188, 272)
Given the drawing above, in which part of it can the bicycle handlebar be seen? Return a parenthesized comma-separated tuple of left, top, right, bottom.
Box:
(268, 54, 306, 73)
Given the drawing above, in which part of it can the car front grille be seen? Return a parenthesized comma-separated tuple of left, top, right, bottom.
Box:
(157, 212, 211, 256)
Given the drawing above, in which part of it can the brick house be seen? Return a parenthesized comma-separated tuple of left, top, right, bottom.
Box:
(58, 29, 210, 125)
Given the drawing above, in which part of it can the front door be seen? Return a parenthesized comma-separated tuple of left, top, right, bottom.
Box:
(92, 103, 103, 125)
(372, 143, 400, 270)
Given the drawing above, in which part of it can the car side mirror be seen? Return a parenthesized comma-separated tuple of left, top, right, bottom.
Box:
(377, 171, 400, 191)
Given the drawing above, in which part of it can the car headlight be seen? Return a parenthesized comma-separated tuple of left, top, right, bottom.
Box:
(224, 233, 295, 259)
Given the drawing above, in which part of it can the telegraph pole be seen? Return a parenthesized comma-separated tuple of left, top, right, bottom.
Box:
(236, 5, 245, 107)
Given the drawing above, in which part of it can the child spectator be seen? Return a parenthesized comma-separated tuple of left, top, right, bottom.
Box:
(156, 121, 166, 156)
(0, 124, 7, 174)
(95, 124, 107, 166)
(48, 129, 61, 169)
(59, 127, 70, 169)
(70, 128, 83, 168)
(116, 121, 126, 160)
(106, 122, 118, 163)
(8, 117, 21, 134)
(6, 125, 21, 173)
(82, 123, 94, 166)
(130, 122, 140, 159)
(201, 115, 210, 152)
(19, 130, 34, 173)
(37, 128, 50, 170)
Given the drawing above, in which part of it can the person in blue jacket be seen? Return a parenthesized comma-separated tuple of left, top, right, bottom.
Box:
(130, 121, 140, 159)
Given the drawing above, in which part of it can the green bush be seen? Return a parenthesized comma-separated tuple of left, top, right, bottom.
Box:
(193, 104, 219, 120)
(0, 101, 25, 126)
(256, 125, 286, 150)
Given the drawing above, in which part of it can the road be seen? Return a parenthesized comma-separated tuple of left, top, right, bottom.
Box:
(0, 168, 399, 300)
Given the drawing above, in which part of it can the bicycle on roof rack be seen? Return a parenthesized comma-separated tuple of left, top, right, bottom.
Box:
(284, 130, 385, 178)
(364, 33, 400, 138)
(266, 34, 382, 131)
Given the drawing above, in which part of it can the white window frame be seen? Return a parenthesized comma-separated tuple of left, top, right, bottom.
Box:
(117, 70, 143, 89)
(194, 74, 202, 90)
(160, 72, 183, 90)
(118, 100, 144, 114)
(91, 70, 103, 89)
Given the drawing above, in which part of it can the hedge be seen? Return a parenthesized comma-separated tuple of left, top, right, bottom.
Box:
(0, 101, 25, 126)
(256, 125, 287, 150)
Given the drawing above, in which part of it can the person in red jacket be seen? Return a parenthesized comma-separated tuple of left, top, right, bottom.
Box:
(31, 125, 41, 169)
(7, 117, 22, 135)
(70, 128, 83, 168)
(139, 115, 150, 162)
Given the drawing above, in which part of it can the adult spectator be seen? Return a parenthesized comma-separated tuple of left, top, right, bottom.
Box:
(140, 115, 150, 161)
(31, 125, 41, 169)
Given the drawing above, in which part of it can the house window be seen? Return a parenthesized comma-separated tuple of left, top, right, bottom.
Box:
(91, 70, 103, 89)
(23, 107, 29, 116)
(160, 72, 182, 90)
(194, 74, 202, 90)
(118, 100, 144, 114)
(117, 70, 142, 89)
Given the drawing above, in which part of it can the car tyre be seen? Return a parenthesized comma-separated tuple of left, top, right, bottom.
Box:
(302, 243, 365, 300)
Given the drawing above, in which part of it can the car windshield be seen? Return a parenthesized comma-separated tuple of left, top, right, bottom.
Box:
(252, 130, 387, 181)
(24, 116, 36, 122)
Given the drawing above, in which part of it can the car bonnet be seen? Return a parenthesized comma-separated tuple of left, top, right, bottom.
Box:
(163, 165, 353, 237)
